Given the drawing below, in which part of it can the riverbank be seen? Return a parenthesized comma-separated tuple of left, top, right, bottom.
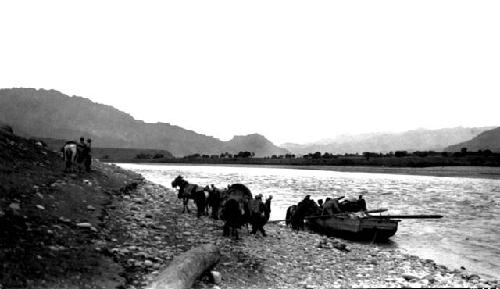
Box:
(105, 177, 499, 288)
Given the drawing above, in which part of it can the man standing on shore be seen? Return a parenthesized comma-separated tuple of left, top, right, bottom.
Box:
(250, 194, 267, 237)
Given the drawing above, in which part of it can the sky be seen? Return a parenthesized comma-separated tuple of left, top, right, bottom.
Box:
(1, 1, 499, 145)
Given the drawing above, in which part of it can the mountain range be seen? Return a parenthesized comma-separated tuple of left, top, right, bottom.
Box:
(1, 88, 498, 156)
(0, 88, 288, 157)
(282, 127, 496, 155)
(446, 127, 500, 152)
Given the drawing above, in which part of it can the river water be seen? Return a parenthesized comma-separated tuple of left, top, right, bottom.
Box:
(117, 163, 500, 280)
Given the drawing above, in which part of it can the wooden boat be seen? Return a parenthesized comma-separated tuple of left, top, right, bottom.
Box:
(306, 213, 399, 241)
(305, 211, 442, 241)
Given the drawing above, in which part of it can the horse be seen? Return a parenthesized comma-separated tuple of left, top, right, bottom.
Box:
(289, 199, 321, 231)
(62, 141, 78, 172)
(171, 175, 207, 217)
(220, 184, 253, 239)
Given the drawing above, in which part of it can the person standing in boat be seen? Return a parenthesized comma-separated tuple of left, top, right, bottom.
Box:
(358, 195, 367, 211)
(317, 199, 324, 210)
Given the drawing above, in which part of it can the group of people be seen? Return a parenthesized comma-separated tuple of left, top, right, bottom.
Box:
(316, 194, 367, 215)
(287, 194, 368, 230)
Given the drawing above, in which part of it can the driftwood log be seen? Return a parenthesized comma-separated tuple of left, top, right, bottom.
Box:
(147, 244, 221, 289)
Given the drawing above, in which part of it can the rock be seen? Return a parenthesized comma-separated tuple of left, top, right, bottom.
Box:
(468, 274, 480, 280)
(145, 260, 154, 267)
(211, 271, 222, 284)
(36, 205, 45, 210)
(87, 205, 96, 211)
(59, 216, 71, 223)
(76, 222, 92, 228)
(9, 202, 21, 211)
(402, 273, 420, 281)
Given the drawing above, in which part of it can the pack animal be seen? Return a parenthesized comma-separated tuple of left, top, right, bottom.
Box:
(220, 184, 252, 239)
(171, 175, 207, 217)
(289, 199, 321, 231)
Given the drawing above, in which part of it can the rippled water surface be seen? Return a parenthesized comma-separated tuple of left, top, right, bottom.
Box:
(118, 163, 500, 280)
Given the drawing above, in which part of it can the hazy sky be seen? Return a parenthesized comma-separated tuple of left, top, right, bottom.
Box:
(1, 1, 499, 145)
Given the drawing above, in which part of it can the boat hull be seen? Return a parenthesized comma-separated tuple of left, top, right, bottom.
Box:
(307, 215, 399, 241)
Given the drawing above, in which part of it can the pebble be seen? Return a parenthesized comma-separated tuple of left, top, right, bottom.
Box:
(211, 271, 222, 284)
(9, 202, 21, 211)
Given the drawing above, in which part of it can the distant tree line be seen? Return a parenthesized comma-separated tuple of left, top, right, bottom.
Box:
(183, 151, 256, 160)
(177, 148, 497, 161)
(135, 153, 165, 159)
(156, 147, 500, 167)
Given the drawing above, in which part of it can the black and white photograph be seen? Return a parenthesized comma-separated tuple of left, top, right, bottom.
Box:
(1, 1, 499, 288)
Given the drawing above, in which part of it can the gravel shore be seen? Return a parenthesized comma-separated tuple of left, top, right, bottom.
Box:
(102, 174, 499, 288)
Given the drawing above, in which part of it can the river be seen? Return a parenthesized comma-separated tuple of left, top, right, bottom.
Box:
(117, 163, 500, 280)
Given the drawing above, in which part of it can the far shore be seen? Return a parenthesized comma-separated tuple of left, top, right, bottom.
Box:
(114, 161, 500, 180)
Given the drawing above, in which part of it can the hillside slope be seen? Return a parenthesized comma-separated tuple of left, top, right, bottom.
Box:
(0, 125, 143, 288)
(0, 88, 286, 157)
(446, 127, 500, 152)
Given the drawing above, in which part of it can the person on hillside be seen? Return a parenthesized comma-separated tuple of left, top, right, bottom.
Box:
(84, 138, 92, 172)
(76, 137, 87, 169)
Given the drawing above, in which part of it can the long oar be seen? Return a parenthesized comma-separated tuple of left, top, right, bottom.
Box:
(268, 208, 388, 223)
(368, 214, 443, 219)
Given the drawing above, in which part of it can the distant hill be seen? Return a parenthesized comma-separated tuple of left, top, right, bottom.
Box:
(0, 88, 287, 157)
(282, 127, 495, 155)
(224, 134, 288, 156)
(446, 127, 500, 152)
